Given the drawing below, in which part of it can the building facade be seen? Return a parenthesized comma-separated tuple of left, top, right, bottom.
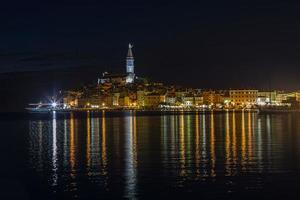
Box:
(229, 89, 258, 105)
(144, 93, 166, 107)
(202, 91, 222, 105)
(257, 91, 277, 105)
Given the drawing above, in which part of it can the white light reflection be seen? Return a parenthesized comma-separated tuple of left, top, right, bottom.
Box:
(63, 118, 68, 168)
(69, 113, 76, 179)
(124, 112, 137, 199)
(179, 112, 186, 177)
(52, 111, 58, 186)
(201, 113, 208, 177)
(161, 115, 168, 168)
(266, 114, 272, 170)
(101, 110, 107, 174)
(210, 112, 216, 177)
(195, 112, 200, 176)
(232, 111, 237, 171)
(91, 114, 101, 169)
(87, 111, 91, 169)
(225, 110, 231, 176)
(257, 117, 262, 172)
(241, 110, 246, 170)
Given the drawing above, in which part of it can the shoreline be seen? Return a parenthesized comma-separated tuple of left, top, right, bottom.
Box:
(25, 108, 259, 113)
(24, 108, 300, 114)
(1, 109, 300, 120)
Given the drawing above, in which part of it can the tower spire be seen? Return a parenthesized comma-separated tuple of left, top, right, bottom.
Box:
(127, 43, 133, 58)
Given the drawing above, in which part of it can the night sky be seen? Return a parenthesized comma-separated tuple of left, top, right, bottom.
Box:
(1, 0, 300, 111)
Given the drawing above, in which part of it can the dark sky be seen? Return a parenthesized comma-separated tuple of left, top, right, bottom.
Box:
(1, 0, 300, 90)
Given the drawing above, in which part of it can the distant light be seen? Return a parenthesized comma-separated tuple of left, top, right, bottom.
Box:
(52, 102, 57, 108)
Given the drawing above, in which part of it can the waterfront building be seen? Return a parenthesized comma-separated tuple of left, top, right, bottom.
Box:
(257, 91, 277, 105)
(63, 97, 78, 107)
(144, 93, 166, 108)
(113, 93, 120, 106)
(118, 95, 130, 107)
(276, 91, 296, 104)
(137, 90, 145, 107)
(202, 90, 222, 105)
(182, 95, 194, 107)
(221, 96, 231, 107)
(194, 95, 204, 106)
(63, 91, 82, 107)
(102, 95, 114, 107)
(165, 93, 177, 105)
(76, 95, 114, 108)
(77, 97, 101, 108)
(117, 92, 137, 107)
(229, 89, 258, 106)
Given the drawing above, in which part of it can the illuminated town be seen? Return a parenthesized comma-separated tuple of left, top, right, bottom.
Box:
(4, 1, 300, 199)
(46, 44, 300, 113)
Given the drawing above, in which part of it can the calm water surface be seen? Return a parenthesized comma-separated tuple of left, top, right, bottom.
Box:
(1, 111, 300, 199)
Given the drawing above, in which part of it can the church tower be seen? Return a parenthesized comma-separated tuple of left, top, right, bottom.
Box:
(126, 43, 135, 83)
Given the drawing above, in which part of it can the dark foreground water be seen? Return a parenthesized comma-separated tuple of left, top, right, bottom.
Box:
(1, 111, 300, 199)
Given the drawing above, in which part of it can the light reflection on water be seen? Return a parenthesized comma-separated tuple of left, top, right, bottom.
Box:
(124, 112, 137, 199)
(27, 111, 300, 198)
(51, 112, 57, 187)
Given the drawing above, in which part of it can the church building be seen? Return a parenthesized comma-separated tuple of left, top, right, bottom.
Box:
(99, 44, 135, 85)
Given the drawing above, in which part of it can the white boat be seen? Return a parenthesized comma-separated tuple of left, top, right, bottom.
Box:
(25, 102, 61, 113)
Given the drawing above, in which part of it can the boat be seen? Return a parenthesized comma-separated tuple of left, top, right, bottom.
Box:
(25, 102, 62, 113)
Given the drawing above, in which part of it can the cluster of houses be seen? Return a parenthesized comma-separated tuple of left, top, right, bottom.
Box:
(63, 81, 300, 110)
(62, 45, 300, 110)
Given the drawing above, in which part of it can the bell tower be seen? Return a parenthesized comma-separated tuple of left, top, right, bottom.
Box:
(126, 43, 135, 83)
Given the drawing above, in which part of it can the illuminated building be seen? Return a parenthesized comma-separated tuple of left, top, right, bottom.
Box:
(101, 95, 114, 107)
(125, 44, 135, 83)
(256, 96, 270, 106)
(194, 95, 204, 106)
(113, 93, 120, 106)
(77, 95, 113, 108)
(182, 95, 194, 107)
(63, 91, 82, 107)
(144, 93, 166, 107)
(118, 95, 131, 107)
(165, 94, 177, 105)
(257, 91, 277, 105)
(77, 97, 102, 108)
(99, 72, 127, 85)
(137, 90, 145, 107)
(63, 97, 78, 107)
(275, 91, 295, 104)
(229, 89, 258, 106)
(99, 43, 135, 85)
(202, 90, 222, 105)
